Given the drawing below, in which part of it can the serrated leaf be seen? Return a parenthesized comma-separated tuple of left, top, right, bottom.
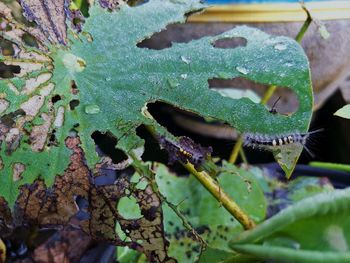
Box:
(230, 188, 350, 263)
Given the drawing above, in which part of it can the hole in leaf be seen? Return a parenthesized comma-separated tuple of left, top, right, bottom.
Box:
(127, 0, 149, 6)
(73, 195, 90, 221)
(0, 62, 21, 78)
(47, 129, 58, 147)
(212, 37, 247, 49)
(0, 109, 25, 127)
(137, 23, 235, 50)
(95, 167, 134, 186)
(136, 125, 168, 164)
(51, 95, 62, 104)
(21, 33, 39, 48)
(208, 77, 298, 115)
(91, 131, 128, 163)
(146, 102, 231, 172)
(69, 99, 80, 110)
(0, 37, 15, 56)
(71, 80, 79, 94)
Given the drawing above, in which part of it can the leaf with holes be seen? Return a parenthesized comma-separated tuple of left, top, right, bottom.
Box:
(230, 188, 350, 263)
(0, 0, 312, 205)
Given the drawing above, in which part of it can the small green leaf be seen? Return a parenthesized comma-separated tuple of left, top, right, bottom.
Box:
(319, 25, 331, 40)
(334, 105, 350, 119)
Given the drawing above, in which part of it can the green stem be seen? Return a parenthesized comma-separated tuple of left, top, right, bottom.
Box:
(295, 4, 313, 44)
(309, 162, 350, 172)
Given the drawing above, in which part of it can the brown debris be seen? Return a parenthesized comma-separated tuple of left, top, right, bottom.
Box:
(20, 0, 68, 45)
(11, 136, 175, 262)
(0, 197, 13, 237)
(32, 227, 92, 263)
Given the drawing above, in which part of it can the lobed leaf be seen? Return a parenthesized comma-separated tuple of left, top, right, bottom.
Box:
(0, 0, 313, 207)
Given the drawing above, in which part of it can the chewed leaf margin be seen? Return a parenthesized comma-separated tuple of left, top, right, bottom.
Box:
(0, 0, 313, 206)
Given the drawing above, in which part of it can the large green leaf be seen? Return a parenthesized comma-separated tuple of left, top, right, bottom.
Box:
(0, 0, 312, 206)
(230, 187, 350, 263)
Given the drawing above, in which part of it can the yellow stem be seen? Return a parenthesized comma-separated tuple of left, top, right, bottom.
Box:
(184, 162, 256, 230)
(228, 136, 243, 164)
(260, 85, 277, 105)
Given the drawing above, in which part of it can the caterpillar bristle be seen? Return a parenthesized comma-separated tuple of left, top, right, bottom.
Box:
(243, 129, 324, 157)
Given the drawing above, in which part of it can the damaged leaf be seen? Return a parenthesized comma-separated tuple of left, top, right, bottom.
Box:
(5, 136, 175, 262)
(0, 0, 312, 206)
(0, 0, 313, 260)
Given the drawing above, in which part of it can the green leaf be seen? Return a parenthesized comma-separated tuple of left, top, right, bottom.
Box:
(287, 176, 334, 202)
(334, 104, 350, 119)
(0, 0, 312, 205)
(117, 196, 143, 220)
(154, 162, 267, 262)
(231, 245, 350, 263)
(230, 188, 350, 262)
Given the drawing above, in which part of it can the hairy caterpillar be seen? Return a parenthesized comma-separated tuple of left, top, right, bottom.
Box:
(158, 136, 212, 167)
(243, 129, 323, 157)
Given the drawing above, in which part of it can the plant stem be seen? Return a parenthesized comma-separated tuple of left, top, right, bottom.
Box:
(309, 162, 350, 172)
(239, 147, 248, 165)
(260, 85, 277, 105)
(228, 136, 243, 164)
(184, 162, 256, 230)
(295, 4, 313, 44)
(143, 123, 255, 229)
